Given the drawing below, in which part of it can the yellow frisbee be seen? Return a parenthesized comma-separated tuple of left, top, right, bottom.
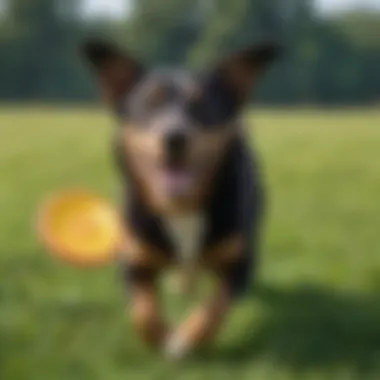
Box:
(36, 190, 122, 267)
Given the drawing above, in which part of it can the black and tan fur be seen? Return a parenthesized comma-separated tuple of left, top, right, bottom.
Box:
(81, 39, 281, 359)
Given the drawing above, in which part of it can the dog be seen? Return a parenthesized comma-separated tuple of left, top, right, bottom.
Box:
(81, 39, 281, 360)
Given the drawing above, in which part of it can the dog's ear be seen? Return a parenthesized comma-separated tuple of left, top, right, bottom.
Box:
(81, 39, 144, 106)
(211, 42, 282, 105)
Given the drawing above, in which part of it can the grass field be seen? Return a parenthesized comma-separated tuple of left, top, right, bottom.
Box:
(1, 107, 380, 380)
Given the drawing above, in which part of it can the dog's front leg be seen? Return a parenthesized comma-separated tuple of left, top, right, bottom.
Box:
(129, 277, 169, 349)
(163, 281, 232, 360)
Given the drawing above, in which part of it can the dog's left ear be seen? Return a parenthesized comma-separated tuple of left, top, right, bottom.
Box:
(81, 39, 144, 106)
(212, 42, 282, 105)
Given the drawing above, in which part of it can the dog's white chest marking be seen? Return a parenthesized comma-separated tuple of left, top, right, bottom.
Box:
(163, 213, 206, 265)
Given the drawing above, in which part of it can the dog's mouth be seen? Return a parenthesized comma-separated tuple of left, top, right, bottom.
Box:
(158, 163, 198, 198)
(132, 153, 201, 198)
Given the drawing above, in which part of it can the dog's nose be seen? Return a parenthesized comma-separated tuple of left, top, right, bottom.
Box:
(165, 131, 188, 158)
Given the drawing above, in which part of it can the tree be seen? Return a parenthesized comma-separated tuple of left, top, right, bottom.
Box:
(120, 0, 203, 66)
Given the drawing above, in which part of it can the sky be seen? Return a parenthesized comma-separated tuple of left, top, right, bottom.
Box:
(318, 0, 380, 12)
(83, 0, 380, 18)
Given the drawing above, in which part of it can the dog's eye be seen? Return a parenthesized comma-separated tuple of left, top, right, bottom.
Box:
(187, 99, 202, 118)
(187, 98, 218, 126)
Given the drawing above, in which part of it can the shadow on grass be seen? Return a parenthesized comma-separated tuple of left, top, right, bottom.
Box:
(201, 284, 380, 375)
(4, 254, 380, 374)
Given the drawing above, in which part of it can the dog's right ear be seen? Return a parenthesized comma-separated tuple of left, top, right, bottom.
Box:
(81, 39, 144, 106)
(209, 42, 282, 107)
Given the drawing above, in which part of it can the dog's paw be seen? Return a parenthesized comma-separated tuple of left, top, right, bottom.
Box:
(162, 335, 190, 362)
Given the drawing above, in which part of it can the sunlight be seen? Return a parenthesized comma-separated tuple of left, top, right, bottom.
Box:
(82, 0, 131, 19)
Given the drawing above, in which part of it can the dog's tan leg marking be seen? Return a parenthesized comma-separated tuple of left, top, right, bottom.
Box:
(164, 282, 231, 360)
(120, 224, 172, 349)
(163, 235, 243, 359)
(202, 234, 243, 268)
(120, 224, 170, 269)
(129, 280, 169, 349)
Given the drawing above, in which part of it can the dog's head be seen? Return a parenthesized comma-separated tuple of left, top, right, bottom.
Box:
(82, 40, 280, 214)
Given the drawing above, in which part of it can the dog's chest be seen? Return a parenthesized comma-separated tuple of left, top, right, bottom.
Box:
(162, 213, 206, 264)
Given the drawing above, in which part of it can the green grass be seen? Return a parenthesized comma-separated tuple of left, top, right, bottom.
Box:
(1, 107, 380, 380)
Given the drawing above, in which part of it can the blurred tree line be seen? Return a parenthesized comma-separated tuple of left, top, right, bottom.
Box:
(0, 0, 379, 105)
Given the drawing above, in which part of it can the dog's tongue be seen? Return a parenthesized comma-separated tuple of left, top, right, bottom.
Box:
(162, 169, 193, 195)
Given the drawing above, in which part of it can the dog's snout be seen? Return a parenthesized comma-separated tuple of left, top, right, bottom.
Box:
(165, 131, 188, 157)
